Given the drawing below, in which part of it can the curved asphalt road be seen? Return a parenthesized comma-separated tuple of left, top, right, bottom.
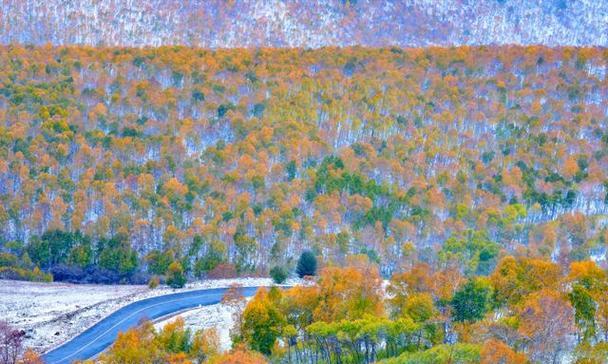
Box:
(42, 286, 261, 364)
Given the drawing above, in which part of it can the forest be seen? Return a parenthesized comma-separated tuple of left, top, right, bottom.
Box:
(0, 46, 607, 285)
(91, 255, 608, 363)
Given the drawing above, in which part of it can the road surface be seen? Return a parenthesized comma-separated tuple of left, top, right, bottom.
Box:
(42, 286, 260, 364)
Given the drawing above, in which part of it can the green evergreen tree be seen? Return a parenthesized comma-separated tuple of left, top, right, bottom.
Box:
(270, 266, 288, 284)
(296, 250, 317, 278)
(451, 277, 493, 322)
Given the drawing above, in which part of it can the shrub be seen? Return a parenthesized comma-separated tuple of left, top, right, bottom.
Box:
(166, 261, 186, 288)
(83, 266, 120, 284)
(207, 263, 237, 279)
(193, 243, 226, 278)
(50, 264, 144, 284)
(269, 266, 288, 284)
(0, 252, 18, 267)
(0, 321, 25, 363)
(206, 344, 266, 364)
(296, 250, 317, 278)
(148, 276, 160, 289)
(97, 234, 138, 277)
(0, 266, 52, 282)
(145, 250, 173, 275)
(21, 349, 43, 364)
(50, 264, 84, 282)
(221, 284, 245, 306)
(127, 271, 151, 285)
(31, 267, 53, 282)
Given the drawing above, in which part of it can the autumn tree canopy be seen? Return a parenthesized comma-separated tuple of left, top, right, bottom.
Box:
(0, 46, 606, 284)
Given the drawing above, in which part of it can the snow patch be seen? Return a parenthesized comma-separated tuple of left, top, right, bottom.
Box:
(0, 278, 302, 353)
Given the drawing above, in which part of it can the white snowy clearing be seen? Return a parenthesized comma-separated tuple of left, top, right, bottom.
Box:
(153, 301, 249, 352)
(0, 278, 302, 353)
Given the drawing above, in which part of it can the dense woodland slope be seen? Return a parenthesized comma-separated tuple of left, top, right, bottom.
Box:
(0, 46, 607, 282)
(0, 0, 607, 47)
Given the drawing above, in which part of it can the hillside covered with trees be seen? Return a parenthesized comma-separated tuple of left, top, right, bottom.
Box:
(0, 46, 607, 284)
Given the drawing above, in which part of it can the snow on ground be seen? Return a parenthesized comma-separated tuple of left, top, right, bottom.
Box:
(154, 300, 250, 352)
(0, 278, 302, 354)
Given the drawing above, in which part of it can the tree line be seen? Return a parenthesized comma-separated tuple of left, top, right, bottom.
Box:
(94, 254, 608, 363)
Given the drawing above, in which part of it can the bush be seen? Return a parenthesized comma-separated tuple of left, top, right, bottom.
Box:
(207, 263, 237, 279)
(0, 266, 52, 282)
(0, 321, 26, 363)
(82, 266, 120, 284)
(193, 247, 226, 278)
(127, 271, 151, 285)
(269, 266, 288, 284)
(145, 250, 173, 275)
(166, 261, 186, 288)
(31, 267, 53, 282)
(97, 234, 138, 277)
(148, 276, 160, 289)
(50, 264, 84, 282)
(296, 250, 317, 278)
(0, 252, 19, 267)
(50, 264, 143, 284)
(200, 344, 266, 364)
